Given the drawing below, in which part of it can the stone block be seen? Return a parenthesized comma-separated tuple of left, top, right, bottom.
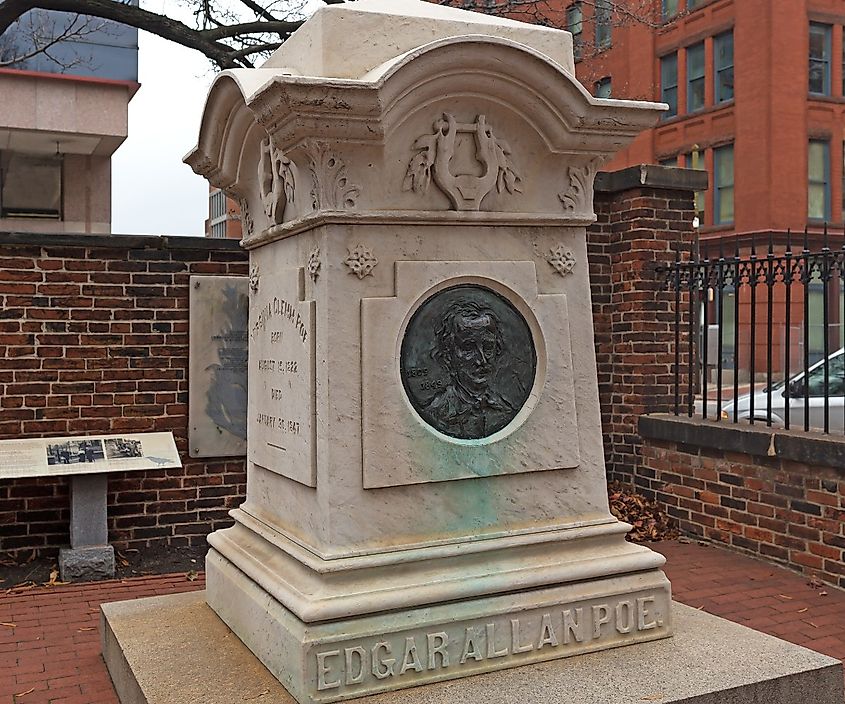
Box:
(59, 544, 115, 581)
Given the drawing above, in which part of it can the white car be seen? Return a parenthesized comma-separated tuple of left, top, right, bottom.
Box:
(720, 347, 845, 433)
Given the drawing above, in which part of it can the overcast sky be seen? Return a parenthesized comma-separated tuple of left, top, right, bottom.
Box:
(111, 2, 318, 237)
(111, 25, 214, 236)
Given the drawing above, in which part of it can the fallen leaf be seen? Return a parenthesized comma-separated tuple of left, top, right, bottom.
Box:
(77, 627, 96, 632)
(186, 570, 198, 582)
(14, 687, 35, 697)
(777, 594, 792, 600)
(797, 608, 808, 613)
(1, 622, 16, 628)
(806, 621, 819, 628)
(820, 591, 828, 597)
(48, 569, 59, 585)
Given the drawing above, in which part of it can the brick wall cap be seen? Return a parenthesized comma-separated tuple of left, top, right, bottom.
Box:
(0, 231, 244, 252)
(639, 414, 845, 471)
(596, 165, 709, 195)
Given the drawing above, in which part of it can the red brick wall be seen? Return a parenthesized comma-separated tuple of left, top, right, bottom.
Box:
(0, 166, 702, 560)
(639, 415, 845, 589)
(0, 234, 248, 558)
(589, 168, 700, 484)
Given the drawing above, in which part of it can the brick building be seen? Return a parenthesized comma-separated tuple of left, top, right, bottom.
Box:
(557, 0, 845, 379)
(205, 187, 243, 239)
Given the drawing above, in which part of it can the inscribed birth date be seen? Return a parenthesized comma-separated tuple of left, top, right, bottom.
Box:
(248, 267, 316, 486)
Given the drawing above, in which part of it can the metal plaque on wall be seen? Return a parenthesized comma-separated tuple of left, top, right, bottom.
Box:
(189, 275, 248, 457)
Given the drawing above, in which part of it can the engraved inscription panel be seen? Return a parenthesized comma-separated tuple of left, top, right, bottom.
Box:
(189, 276, 248, 458)
(305, 588, 670, 701)
(400, 285, 536, 439)
(249, 268, 316, 486)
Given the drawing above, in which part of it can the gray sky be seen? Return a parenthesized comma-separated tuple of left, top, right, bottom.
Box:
(112, 1, 316, 236)
(111, 21, 216, 237)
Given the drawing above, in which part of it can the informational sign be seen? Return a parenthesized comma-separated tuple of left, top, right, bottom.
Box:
(189, 276, 249, 458)
(0, 432, 181, 479)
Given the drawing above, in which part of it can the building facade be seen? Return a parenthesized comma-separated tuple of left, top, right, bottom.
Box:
(559, 0, 845, 380)
(205, 187, 243, 239)
(0, 8, 139, 233)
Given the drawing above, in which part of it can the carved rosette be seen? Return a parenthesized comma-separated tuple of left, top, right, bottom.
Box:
(547, 245, 576, 277)
(259, 137, 295, 225)
(558, 158, 602, 217)
(306, 142, 360, 211)
(307, 245, 321, 281)
(403, 113, 522, 211)
(344, 244, 378, 279)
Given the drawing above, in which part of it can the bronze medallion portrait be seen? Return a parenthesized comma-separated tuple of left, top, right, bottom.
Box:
(400, 284, 537, 440)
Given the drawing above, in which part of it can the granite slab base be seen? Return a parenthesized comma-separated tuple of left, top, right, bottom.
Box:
(102, 591, 843, 704)
(59, 544, 115, 581)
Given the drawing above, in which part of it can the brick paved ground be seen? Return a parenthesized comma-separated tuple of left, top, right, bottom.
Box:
(2, 541, 845, 704)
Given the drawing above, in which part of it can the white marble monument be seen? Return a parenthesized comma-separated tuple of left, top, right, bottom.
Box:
(185, 2, 669, 702)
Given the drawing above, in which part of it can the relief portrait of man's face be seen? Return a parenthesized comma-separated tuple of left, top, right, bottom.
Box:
(438, 302, 503, 394)
(400, 285, 537, 441)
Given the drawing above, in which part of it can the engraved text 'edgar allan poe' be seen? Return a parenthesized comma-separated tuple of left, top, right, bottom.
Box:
(400, 285, 536, 439)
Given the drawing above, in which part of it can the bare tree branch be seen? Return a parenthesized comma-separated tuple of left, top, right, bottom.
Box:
(201, 19, 301, 41)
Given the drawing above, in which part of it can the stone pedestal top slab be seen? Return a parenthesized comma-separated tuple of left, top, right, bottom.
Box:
(102, 591, 844, 704)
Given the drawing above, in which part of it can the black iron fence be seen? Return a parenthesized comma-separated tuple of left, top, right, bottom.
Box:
(658, 228, 845, 435)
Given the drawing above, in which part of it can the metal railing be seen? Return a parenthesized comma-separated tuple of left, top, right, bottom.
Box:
(658, 228, 845, 435)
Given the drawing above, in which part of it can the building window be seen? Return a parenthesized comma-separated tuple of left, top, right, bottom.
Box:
(685, 151, 706, 226)
(687, 42, 705, 112)
(595, 76, 612, 98)
(713, 144, 734, 225)
(660, 53, 678, 118)
(662, 0, 679, 21)
(714, 31, 734, 103)
(567, 2, 583, 61)
(0, 152, 62, 219)
(808, 140, 830, 220)
(595, 0, 611, 50)
(210, 189, 226, 220)
(809, 23, 831, 95)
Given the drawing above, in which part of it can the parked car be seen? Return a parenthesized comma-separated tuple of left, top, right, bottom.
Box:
(720, 347, 845, 433)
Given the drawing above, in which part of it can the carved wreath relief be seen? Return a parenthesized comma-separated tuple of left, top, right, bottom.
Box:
(307, 142, 360, 211)
(404, 113, 522, 211)
(344, 244, 378, 279)
(400, 285, 536, 439)
(259, 137, 295, 225)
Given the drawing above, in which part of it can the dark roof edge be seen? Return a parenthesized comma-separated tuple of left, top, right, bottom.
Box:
(596, 165, 709, 194)
(0, 231, 244, 252)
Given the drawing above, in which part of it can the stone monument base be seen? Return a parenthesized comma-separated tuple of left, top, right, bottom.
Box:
(102, 590, 843, 704)
(205, 547, 671, 702)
